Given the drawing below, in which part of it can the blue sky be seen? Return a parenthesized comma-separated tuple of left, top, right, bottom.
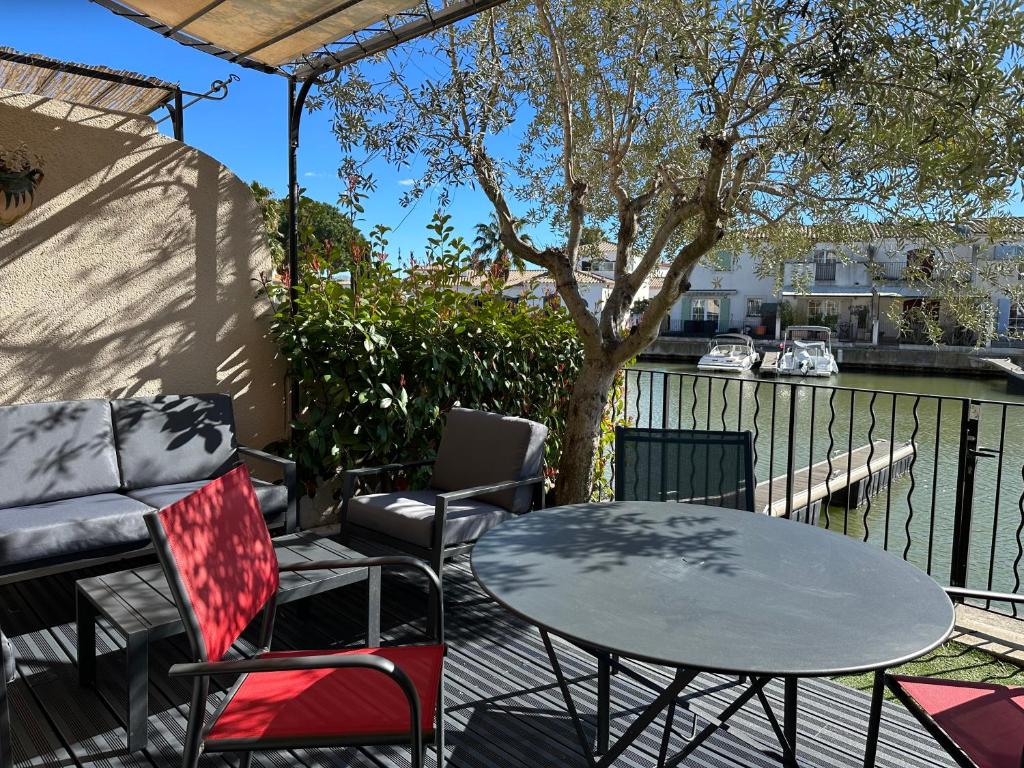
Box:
(2, 0, 507, 256)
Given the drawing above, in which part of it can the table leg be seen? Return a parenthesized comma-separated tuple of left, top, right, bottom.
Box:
(367, 566, 382, 647)
(784, 677, 798, 767)
(863, 670, 885, 768)
(125, 632, 149, 752)
(597, 652, 611, 754)
(76, 590, 97, 688)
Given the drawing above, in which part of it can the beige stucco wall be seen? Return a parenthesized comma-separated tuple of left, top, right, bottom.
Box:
(0, 88, 286, 447)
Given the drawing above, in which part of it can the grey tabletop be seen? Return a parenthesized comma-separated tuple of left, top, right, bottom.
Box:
(471, 502, 955, 676)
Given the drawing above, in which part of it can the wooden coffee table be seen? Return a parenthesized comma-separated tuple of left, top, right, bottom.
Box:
(76, 531, 380, 752)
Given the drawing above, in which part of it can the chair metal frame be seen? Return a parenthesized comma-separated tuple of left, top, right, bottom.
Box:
(885, 586, 1024, 768)
(0, 631, 10, 768)
(614, 426, 756, 512)
(146, 503, 446, 768)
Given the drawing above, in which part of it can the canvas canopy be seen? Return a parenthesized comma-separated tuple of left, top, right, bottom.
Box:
(94, 0, 509, 78)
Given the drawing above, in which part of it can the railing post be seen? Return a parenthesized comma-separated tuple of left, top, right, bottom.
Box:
(950, 400, 980, 589)
(784, 383, 797, 519)
(661, 372, 671, 429)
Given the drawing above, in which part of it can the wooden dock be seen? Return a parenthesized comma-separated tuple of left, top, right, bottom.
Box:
(755, 439, 916, 521)
(758, 350, 780, 375)
(981, 357, 1024, 395)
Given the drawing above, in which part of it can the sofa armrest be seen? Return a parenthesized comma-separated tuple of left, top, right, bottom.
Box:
(239, 446, 297, 533)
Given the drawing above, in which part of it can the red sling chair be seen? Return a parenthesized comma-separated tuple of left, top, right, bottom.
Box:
(144, 466, 446, 768)
(886, 587, 1024, 768)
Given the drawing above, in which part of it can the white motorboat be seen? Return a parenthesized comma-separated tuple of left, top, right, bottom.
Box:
(697, 333, 760, 372)
(777, 326, 839, 377)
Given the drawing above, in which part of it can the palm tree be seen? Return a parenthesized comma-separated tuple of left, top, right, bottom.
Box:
(472, 212, 531, 270)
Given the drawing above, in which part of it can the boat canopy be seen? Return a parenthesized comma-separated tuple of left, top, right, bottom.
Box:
(712, 333, 754, 345)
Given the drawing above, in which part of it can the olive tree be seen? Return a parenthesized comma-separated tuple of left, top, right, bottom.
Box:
(325, 0, 1024, 503)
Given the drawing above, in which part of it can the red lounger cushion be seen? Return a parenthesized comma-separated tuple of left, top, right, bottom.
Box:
(207, 645, 446, 744)
(892, 675, 1024, 768)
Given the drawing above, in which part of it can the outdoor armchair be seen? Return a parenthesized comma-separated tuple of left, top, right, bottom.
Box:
(146, 466, 446, 768)
(338, 407, 548, 578)
(886, 586, 1024, 768)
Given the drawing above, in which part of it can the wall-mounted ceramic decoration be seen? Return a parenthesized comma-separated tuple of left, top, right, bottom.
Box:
(0, 143, 45, 228)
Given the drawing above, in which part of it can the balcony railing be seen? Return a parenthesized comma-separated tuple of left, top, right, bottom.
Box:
(613, 369, 1024, 618)
(878, 260, 907, 281)
(814, 261, 836, 281)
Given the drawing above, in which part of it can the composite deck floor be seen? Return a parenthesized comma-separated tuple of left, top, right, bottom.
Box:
(4, 538, 955, 768)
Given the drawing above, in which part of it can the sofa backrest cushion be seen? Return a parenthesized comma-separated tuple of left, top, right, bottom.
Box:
(112, 394, 239, 490)
(431, 407, 548, 513)
(0, 399, 121, 508)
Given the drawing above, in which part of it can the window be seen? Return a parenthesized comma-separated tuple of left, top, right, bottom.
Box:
(691, 298, 720, 323)
(814, 249, 838, 264)
(995, 244, 1024, 261)
(808, 299, 838, 317)
(746, 297, 763, 317)
(1010, 303, 1024, 333)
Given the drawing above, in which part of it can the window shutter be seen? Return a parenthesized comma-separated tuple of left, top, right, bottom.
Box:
(718, 297, 731, 331)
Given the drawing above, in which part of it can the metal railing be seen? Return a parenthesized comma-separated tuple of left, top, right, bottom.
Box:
(609, 369, 1024, 617)
(814, 261, 837, 281)
(877, 260, 906, 281)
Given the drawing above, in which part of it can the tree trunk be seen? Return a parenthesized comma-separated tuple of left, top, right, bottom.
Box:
(555, 355, 620, 504)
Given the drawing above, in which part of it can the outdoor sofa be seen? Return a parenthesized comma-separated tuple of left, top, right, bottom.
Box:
(0, 394, 296, 582)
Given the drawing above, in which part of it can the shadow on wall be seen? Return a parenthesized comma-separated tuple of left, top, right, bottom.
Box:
(0, 89, 285, 446)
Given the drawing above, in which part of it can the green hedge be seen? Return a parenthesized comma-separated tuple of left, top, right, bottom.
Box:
(265, 215, 584, 494)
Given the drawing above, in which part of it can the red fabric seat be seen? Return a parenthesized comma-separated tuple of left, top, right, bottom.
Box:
(891, 675, 1024, 768)
(207, 645, 446, 744)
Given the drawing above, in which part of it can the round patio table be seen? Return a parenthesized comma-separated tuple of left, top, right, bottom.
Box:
(471, 501, 955, 768)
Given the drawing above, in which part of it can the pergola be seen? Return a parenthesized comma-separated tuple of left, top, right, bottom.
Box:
(89, 0, 510, 416)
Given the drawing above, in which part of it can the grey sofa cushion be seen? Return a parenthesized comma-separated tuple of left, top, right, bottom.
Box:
(347, 489, 511, 549)
(430, 408, 548, 513)
(2, 628, 13, 684)
(0, 493, 154, 567)
(125, 478, 288, 527)
(0, 399, 121, 509)
(112, 394, 239, 490)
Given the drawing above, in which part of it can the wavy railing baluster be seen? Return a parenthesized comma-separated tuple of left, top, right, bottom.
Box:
(752, 382, 762, 485)
(863, 392, 878, 543)
(690, 377, 698, 429)
(634, 371, 644, 431)
(823, 388, 836, 530)
(884, 394, 897, 550)
(927, 400, 942, 576)
(721, 379, 729, 431)
(1013, 465, 1024, 618)
(903, 397, 920, 560)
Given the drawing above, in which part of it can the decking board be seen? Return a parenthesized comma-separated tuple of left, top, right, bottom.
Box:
(4, 539, 956, 768)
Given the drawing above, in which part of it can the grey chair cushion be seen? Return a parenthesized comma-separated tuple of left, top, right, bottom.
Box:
(347, 490, 511, 549)
(111, 394, 239, 490)
(0, 494, 154, 567)
(125, 479, 288, 527)
(431, 408, 548, 513)
(0, 399, 121, 509)
(2, 629, 13, 684)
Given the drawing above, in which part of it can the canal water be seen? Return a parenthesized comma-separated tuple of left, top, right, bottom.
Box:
(628, 362, 1024, 602)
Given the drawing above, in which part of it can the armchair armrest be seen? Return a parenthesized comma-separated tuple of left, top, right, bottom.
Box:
(239, 446, 298, 534)
(279, 556, 444, 643)
(435, 475, 545, 505)
(944, 586, 1024, 605)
